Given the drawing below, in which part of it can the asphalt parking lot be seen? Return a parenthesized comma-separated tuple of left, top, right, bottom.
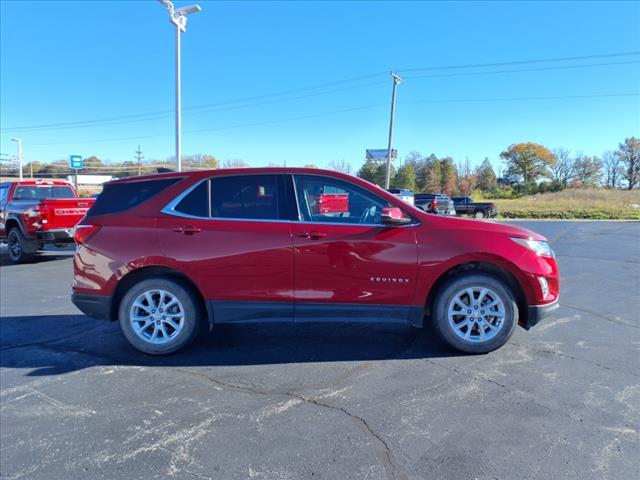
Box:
(1, 220, 638, 480)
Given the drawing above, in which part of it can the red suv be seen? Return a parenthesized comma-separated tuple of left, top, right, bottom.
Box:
(71, 168, 559, 355)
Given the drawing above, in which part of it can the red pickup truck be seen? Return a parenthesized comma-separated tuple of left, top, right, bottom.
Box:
(0, 180, 95, 263)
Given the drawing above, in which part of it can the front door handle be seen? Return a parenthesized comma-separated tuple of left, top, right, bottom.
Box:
(296, 231, 327, 240)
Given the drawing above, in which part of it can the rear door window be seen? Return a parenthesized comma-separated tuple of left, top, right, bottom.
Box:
(174, 181, 209, 217)
(87, 178, 179, 216)
(210, 175, 279, 220)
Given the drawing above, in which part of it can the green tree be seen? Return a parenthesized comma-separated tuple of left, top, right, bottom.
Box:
(500, 143, 555, 184)
(618, 137, 640, 189)
(476, 158, 497, 193)
(392, 162, 416, 190)
(357, 159, 379, 184)
(357, 159, 392, 186)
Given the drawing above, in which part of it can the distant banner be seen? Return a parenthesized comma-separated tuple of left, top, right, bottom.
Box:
(366, 149, 397, 161)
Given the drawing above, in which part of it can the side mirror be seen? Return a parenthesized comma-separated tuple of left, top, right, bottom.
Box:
(380, 207, 411, 225)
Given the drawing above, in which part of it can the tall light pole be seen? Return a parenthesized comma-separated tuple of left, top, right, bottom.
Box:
(11, 138, 23, 181)
(384, 72, 403, 189)
(159, 0, 201, 172)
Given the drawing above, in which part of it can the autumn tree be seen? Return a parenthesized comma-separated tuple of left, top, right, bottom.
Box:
(500, 143, 555, 184)
(602, 151, 623, 189)
(439, 157, 457, 195)
(572, 155, 602, 188)
(550, 148, 575, 188)
(423, 157, 442, 193)
(184, 154, 218, 170)
(223, 159, 250, 168)
(617, 137, 640, 189)
(456, 158, 477, 196)
(328, 159, 352, 174)
(476, 158, 497, 193)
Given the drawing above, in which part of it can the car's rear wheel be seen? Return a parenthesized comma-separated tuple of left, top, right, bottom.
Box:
(119, 278, 201, 355)
(432, 273, 517, 353)
(7, 228, 37, 264)
(474, 210, 485, 219)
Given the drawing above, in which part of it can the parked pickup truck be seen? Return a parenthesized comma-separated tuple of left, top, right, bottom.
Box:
(0, 180, 95, 263)
(414, 193, 456, 216)
(452, 196, 497, 219)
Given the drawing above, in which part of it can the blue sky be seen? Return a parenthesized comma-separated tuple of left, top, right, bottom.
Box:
(1, 0, 639, 172)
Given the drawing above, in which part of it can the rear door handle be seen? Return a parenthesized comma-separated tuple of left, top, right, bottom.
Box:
(172, 226, 202, 235)
(296, 230, 327, 240)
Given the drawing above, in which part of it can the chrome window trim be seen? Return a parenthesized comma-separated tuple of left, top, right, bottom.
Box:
(161, 178, 210, 220)
(161, 173, 418, 227)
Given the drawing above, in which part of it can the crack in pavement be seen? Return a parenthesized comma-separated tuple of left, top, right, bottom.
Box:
(172, 367, 405, 480)
(562, 303, 639, 329)
(510, 341, 640, 378)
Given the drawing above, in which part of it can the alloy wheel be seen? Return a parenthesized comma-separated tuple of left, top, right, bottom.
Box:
(129, 289, 185, 345)
(8, 231, 21, 260)
(447, 287, 506, 343)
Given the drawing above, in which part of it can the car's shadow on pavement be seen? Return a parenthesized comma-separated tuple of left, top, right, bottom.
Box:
(0, 314, 462, 376)
(0, 250, 74, 267)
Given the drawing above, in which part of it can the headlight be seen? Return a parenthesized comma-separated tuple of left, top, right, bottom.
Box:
(511, 237, 555, 258)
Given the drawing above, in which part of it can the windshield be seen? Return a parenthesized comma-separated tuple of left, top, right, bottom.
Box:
(13, 185, 75, 200)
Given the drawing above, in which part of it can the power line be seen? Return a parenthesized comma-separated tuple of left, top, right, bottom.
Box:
(31, 103, 388, 146)
(396, 50, 639, 73)
(402, 60, 640, 80)
(29, 89, 638, 147)
(3, 79, 389, 133)
(1, 72, 388, 132)
(400, 92, 640, 104)
(3, 50, 638, 132)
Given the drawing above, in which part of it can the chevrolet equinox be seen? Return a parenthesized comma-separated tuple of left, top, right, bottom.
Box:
(71, 168, 559, 355)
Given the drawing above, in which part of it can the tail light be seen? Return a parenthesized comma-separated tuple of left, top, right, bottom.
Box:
(431, 199, 437, 210)
(74, 224, 101, 245)
(490, 203, 496, 209)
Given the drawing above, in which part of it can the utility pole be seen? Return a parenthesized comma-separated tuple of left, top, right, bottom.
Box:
(135, 145, 144, 176)
(385, 72, 403, 190)
(11, 138, 23, 181)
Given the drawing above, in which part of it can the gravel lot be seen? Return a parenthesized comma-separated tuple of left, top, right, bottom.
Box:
(1, 221, 639, 480)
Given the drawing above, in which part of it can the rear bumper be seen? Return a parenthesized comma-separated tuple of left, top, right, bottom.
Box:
(523, 299, 559, 330)
(71, 293, 111, 320)
(37, 229, 74, 243)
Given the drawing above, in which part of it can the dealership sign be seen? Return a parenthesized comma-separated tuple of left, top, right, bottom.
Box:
(366, 149, 397, 161)
(69, 155, 84, 170)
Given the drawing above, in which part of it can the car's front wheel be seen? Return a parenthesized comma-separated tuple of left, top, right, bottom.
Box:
(432, 273, 517, 353)
(119, 278, 201, 355)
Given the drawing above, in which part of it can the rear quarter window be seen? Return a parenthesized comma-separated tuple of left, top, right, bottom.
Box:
(87, 178, 179, 217)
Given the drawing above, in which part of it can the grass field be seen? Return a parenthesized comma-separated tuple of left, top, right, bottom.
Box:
(490, 189, 640, 220)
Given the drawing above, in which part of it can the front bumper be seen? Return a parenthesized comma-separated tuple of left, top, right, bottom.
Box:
(523, 299, 559, 330)
(71, 293, 111, 320)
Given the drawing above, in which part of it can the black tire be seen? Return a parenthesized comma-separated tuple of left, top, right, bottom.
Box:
(474, 210, 485, 219)
(7, 228, 38, 264)
(119, 277, 201, 355)
(432, 273, 517, 354)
